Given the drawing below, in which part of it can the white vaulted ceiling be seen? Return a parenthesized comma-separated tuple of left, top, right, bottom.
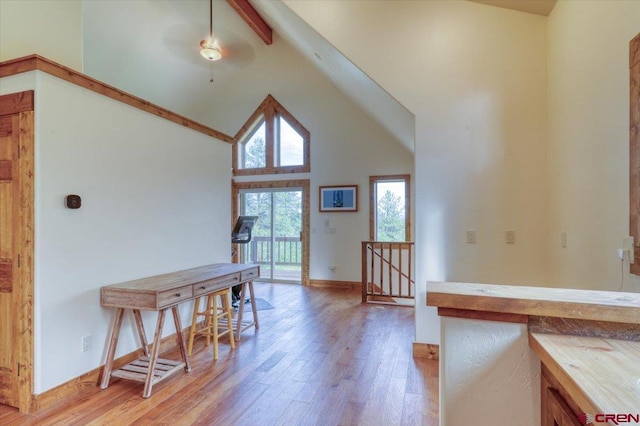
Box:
(82, 0, 414, 151)
(83, 0, 552, 152)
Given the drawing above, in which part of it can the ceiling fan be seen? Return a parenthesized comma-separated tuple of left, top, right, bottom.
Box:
(200, 0, 222, 61)
(161, 0, 255, 80)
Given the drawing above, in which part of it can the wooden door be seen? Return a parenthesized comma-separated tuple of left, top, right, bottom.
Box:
(0, 91, 34, 413)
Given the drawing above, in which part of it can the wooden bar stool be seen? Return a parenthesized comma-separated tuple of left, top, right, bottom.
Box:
(187, 288, 235, 360)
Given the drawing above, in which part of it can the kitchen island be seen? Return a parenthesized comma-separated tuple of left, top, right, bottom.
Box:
(427, 282, 640, 425)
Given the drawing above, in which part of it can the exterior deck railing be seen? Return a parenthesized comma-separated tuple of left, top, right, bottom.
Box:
(248, 236, 301, 267)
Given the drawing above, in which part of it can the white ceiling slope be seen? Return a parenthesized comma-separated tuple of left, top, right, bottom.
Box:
(252, 0, 415, 154)
(83, 0, 270, 130)
(468, 0, 557, 17)
(82, 0, 413, 152)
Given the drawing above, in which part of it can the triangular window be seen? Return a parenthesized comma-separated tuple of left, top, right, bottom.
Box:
(239, 117, 266, 169)
(234, 95, 309, 175)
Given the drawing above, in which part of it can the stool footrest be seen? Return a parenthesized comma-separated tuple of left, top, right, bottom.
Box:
(187, 288, 236, 360)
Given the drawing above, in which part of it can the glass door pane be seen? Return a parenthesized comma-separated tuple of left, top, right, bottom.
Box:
(273, 191, 302, 281)
(241, 191, 272, 280)
(240, 188, 302, 283)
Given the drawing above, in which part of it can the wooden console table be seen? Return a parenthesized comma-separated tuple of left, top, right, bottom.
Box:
(100, 263, 260, 398)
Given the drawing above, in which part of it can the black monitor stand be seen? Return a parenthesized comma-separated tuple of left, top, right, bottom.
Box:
(231, 216, 258, 307)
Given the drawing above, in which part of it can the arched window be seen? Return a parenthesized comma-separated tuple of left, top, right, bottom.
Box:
(233, 95, 310, 175)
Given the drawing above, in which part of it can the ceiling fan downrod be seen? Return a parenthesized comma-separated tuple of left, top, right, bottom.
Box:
(200, 0, 222, 62)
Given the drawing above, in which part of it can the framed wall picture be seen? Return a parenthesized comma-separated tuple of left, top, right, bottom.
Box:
(319, 185, 358, 212)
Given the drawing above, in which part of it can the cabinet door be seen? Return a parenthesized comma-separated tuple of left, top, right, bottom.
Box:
(545, 388, 581, 426)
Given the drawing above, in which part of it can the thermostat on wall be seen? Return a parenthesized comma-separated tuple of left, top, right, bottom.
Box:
(65, 194, 81, 209)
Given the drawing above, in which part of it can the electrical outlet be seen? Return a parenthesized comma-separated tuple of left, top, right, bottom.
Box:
(325, 227, 336, 234)
(82, 335, 92, 352)
(466, 230, 476, 244)
(324, 219, 330, 227)
(329, 266, 337, 273)
(505, 230, 515, 244)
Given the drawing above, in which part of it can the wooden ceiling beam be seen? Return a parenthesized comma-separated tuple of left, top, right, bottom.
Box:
(227, 0, 273, 45)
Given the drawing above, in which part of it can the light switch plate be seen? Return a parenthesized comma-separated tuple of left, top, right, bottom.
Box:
(466, 231, 476, 244)
(505, 230, 515, 244)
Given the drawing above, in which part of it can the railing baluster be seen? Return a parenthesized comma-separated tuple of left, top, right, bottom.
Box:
(361, 242, 367, 303)
(399, 244, 403, 297)
(378, 243, 383, 296)
(408, 244, 412, 297)
(370, 243, 375, 296)
(388, 243, 392, 296)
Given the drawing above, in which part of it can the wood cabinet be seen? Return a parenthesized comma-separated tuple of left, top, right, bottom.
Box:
(532, 333, 640, 426)
(541, 365, 582, 426)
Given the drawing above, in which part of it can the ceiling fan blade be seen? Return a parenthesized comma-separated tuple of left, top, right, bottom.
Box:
(163, 23, 209, 67)
(162, 23, 255, 71)
(213, 28, 255, 69)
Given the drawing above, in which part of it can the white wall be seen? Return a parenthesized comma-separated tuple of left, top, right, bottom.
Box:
(546, 0, 640, 292)
(0, 0, 83, 71)
(0, 71, 231, 393)
(0, 0, 412, 393)
(282, 0, 549, 343)
(84, 12, 414, 284)
(208, 35, 413, 282)
(440, 317, 540, 425)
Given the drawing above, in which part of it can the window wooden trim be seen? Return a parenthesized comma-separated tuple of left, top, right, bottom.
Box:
(232, 94, 310, 176)
(630, 32, 640, 274)
(369, 174, 411, 242)
(231, 179, 310, 285)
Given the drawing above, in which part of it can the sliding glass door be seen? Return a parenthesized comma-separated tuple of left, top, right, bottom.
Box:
(240, 189, 302, 283)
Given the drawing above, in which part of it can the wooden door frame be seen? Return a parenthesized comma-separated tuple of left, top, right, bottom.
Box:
(232, 179, 310, 285)
(630, 32, 640, 273)
(0, 90, 35, 413)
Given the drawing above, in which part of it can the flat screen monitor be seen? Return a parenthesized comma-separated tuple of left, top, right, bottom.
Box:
(232, 215, 258, 243)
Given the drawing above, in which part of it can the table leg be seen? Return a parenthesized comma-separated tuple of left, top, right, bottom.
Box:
(247, 281, 259, 330)
(133, 309, 149, 357)
(100, 308, 124, 389)
(171, 306, 191, 373)
(143, 309, 166, 398)
(235, 281, 260, 341)
(235, 283, 247, 342)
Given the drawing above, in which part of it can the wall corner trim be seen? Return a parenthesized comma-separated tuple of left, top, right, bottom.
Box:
(0, 54, 234, 143)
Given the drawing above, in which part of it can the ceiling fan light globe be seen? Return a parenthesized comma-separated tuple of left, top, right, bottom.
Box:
(200, 47, 222, 61)
(199, 40, 222, 61)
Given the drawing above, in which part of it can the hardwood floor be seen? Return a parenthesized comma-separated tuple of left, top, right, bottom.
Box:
(0, 284, 439, 425)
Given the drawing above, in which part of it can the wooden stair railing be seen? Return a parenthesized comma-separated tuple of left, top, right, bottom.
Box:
(361, 241, 415, 304)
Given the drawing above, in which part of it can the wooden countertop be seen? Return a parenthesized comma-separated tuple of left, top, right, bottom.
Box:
(529, 332, 640, 415)
(427, 281, 640, 324)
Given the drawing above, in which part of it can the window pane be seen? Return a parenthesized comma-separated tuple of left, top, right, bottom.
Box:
(375, 181, 406, 242)
(241, 191, 272, 279)
(274, 191, 302, 281)
(278, 116, 304, 166)
(241, 121, 266, 169)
